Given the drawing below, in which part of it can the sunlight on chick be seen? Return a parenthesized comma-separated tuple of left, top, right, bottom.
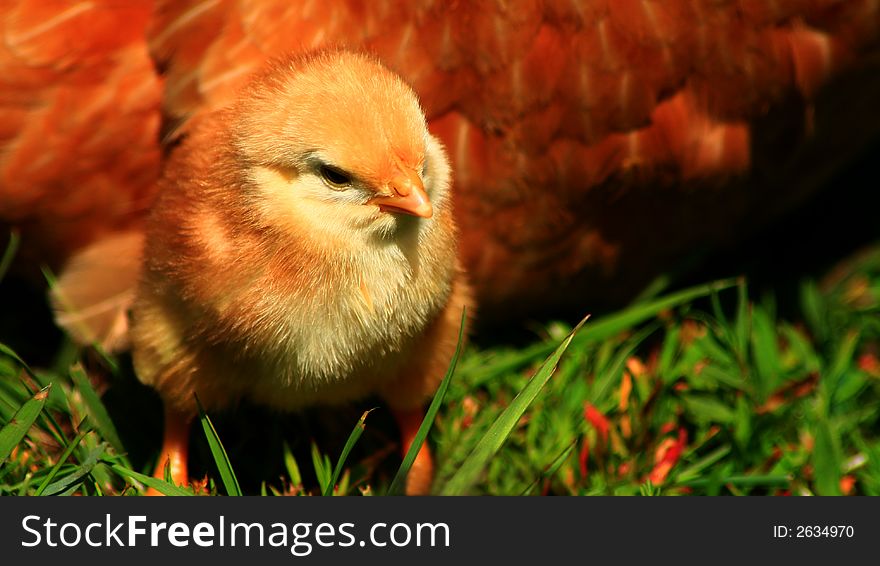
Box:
(129, 50, 472, 495)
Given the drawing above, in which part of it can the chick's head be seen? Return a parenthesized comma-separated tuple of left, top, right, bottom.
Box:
(229, 50, 449, 246)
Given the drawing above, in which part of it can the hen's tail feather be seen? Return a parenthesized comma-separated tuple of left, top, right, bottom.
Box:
(51, 230, 144, 353)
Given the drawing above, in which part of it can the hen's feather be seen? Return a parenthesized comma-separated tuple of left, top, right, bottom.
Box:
(146, 0, 880, 318)
(50, 230, 143, 352)
(1, 0, 878, 324)
(0, 1, 161, 268)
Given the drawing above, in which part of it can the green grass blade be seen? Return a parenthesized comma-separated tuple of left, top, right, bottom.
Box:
(195, 396, 241, 496)
(590, 323, 658, 407)
(0, 385, 50, 466)
(42, 442, 106, 496)
(440, 315, 588, 495)
(471, 279, 736, 386)
(311, 442, 330, 493)
(800, 280, 827, 342)
(337, 470, 350, 495)
(734, 278, 750, 361)
(824, 330, 860, 407)
(0, 343, 38, 379)
(750, 306, 781, 399)
(162, 458, 174, 484)
(630, 272, 672, 304)
(520, 441, 576, 496)
(0, 230, 20, 284)
(812, 416, 842, 495)
(34, 424, 91, 495)
(710, 286, 730, 331)
(282, 441, 302, 486)
(576, 279, 734, 346)
(69, 363, 125, 455)
(674, 474, 790, 489)
(387, 308, 467, 495)
(676, 446, 732, 483)
(657, 324, 681, 383)
(323, 409, 372, 496)
(681, 395, 736, 424)
(108, 463, 194, 496)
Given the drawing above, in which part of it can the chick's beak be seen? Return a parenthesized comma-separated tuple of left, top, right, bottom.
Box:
(371, 170, 433, 218)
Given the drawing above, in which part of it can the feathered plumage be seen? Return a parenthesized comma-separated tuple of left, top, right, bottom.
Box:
(3, 1, 878, 322)
(130, 50, 471, 494)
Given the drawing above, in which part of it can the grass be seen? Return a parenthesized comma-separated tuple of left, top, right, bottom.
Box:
(1, 236, 879, 496)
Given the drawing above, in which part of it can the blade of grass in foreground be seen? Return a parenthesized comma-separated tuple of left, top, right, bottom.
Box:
(674, 474, 790, 489)
(323, 409, 373, 496)
(520, 440, 577, 496)
(69, 364, 125, 455)
(282, 441, 302, 486)
(311, 443, 332, 493)
(469, 279, 736, 387)
(575, 279, 735, 345)
(109, 463, 194, 496)
(440, 315, 588, 496)
(41, 442, 106, 496)
(387, 308, 467, 495)
(0, 385, 50, 466)
(196, 396, 242, 496)
(812, 416, 842, 495)
(0, 343, 38, 379)
(33, 423, 91, 495)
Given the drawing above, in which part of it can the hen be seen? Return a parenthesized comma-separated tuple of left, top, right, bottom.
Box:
(2, 1, 879, 322)
(146, 0, 880, 320)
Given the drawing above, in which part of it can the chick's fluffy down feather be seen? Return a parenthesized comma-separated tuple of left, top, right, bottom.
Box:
(129, 51, 472, 416)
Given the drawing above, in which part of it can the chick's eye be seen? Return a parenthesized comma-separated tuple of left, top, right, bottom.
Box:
(318, 164, 352, 189)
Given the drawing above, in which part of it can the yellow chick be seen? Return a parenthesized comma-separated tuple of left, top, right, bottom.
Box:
(129, 50, 472, 495)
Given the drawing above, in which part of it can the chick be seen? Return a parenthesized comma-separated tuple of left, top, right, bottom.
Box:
(129, 50, 472, 495)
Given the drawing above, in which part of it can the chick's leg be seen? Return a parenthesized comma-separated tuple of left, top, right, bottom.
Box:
(393, 407, 434, 496)
(147, 406, 192, 495)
